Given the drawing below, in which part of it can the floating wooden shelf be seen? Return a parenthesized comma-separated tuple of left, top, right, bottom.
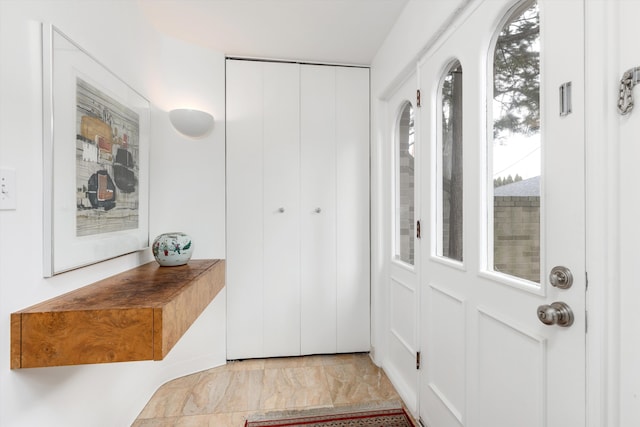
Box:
(11, 259, 225, 369)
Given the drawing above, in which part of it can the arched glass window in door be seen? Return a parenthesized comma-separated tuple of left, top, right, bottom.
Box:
(437, 60, 463, 262)
(490, 0, 540, 283)
(395, 102, 415, 265)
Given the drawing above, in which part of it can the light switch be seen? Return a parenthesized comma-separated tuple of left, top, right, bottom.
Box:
(0, 169, 16, 210)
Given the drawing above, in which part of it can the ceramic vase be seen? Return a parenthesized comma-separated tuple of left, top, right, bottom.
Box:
(152, 232, 193, 266)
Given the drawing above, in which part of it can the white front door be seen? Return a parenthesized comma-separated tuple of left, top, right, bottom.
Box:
(386, 71, 421, 412)
(418, 1, 585, 426)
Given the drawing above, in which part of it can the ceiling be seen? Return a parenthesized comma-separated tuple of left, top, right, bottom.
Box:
(138, 0, 410, 65)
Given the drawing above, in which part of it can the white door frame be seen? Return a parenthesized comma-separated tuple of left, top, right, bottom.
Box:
(583, 1, 620, 426)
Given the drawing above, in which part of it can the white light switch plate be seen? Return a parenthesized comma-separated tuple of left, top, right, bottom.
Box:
(0, 169, 16, 210)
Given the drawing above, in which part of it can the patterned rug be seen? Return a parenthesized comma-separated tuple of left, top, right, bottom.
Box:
(244, 407, 415, 427)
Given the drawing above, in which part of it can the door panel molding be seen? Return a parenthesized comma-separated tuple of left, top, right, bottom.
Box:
(425, 283, 466, 424)
(476, 307, 547, 427)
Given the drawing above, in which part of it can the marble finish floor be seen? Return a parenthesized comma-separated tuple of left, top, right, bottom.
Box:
(132, 353, 410, 426)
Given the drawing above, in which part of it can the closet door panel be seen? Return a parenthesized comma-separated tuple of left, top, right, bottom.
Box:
(262, 62, 301, 357)
(226, 60, 265, 359)
(335, 67, 371, 352)
(300, 65, 338, 355)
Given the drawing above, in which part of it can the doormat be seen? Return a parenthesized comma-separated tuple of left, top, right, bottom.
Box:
(244, 407, 416, 427)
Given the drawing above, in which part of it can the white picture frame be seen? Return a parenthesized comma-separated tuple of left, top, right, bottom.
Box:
(43, 24, 150, 276)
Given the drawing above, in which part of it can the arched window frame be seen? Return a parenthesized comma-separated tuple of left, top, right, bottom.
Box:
(394, 100, 416, 266)
(435, 59, 464, 263)
(485, 0, 541, 287)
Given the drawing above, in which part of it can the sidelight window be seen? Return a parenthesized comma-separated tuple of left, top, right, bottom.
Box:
(437, 60, 463, 262)
(395, 102, 415, 265)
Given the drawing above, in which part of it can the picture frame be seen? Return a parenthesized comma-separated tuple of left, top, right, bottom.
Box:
(42, 24, 150, 277)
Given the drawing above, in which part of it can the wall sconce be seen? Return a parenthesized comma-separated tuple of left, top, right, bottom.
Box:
(169, 109, 214, 138)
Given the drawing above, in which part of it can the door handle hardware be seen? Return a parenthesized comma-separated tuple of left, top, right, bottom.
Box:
(315, 207, 322, 213)
(549, 266, 573, 289)
(537, 302, 574, 327)
(278, 207, 285, 213)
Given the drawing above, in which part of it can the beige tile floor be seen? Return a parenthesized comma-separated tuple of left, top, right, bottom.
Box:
(132, 353, 412, 426)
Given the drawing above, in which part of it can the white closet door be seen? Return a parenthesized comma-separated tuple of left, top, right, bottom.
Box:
(262, 62, 301, 357)
(228, 60, 370, 359)
(300, 64, 338, 354)
(227, 59, 265, 359)
(335, 67, 370, 353)
(226, 60, 301, 359)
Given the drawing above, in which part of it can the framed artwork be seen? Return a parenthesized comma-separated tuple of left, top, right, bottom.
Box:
(43, 24, 150, 276)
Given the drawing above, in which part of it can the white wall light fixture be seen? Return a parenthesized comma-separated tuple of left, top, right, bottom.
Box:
(169, 109, 214, 138)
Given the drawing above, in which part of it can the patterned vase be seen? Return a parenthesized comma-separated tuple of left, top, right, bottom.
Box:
(152, 232, 193, 266)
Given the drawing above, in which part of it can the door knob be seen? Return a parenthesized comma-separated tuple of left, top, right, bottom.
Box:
(537, 302, 574, 327)
(314, 207, 322, 213)
(549, 266, 573, 289)
(278, 207, 285, 213)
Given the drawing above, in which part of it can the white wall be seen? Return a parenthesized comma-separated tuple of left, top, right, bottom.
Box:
(0, 1, 227, 426)
(149, 36, 226, 254)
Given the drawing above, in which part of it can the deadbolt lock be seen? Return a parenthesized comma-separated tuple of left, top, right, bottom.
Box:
(549, 266, 573, 289)
(537, 301, 574, 327)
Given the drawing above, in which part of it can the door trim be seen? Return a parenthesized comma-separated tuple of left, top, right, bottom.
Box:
(584, 1, 619, 426)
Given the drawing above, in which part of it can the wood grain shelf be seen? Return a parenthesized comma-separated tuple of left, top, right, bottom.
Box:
(10, 259, 225, 369)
